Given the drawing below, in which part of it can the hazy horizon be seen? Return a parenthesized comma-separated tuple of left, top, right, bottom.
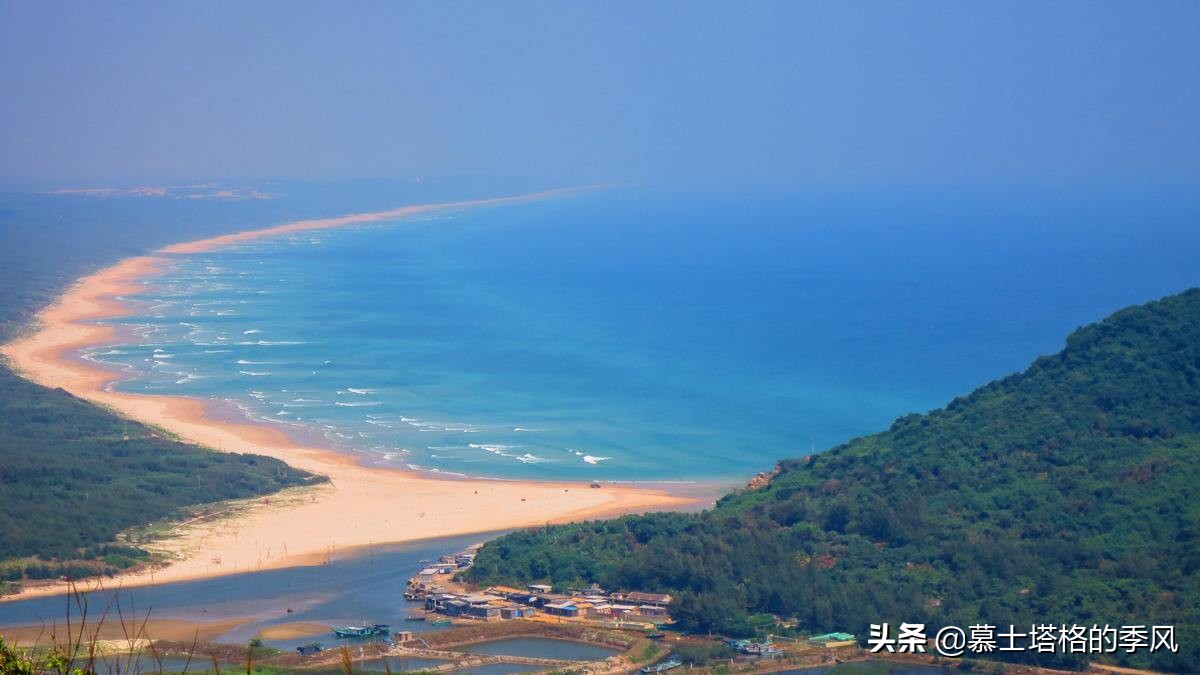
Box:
(2, 1, 1198, 193)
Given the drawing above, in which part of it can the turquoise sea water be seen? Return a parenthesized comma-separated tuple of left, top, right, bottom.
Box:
(86, 188, 1200, 482)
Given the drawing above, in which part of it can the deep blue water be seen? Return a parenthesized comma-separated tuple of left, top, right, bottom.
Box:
(86, 188, 1200, 481)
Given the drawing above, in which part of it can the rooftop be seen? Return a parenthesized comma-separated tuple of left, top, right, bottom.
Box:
(810, 632, 855, 642)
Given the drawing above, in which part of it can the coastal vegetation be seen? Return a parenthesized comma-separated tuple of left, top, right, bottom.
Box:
(0, 194, 321, 591)
(465, 288, 1200, 673)
(0, 371, 320, 586)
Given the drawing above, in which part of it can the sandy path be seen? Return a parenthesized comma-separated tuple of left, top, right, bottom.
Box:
(0, 189, 700, 602)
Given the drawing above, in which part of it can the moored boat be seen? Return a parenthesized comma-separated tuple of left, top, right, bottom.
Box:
(332, 623, 390, 638)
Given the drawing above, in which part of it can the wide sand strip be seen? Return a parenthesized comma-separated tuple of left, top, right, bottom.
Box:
(1, 189, 699, 601)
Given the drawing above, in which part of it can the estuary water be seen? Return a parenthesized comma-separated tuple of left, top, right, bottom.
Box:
(85, 187, 1200, 481)
(0, 533, 487, 641)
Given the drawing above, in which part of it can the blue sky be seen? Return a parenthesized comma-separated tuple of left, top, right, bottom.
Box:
(1, 1, 1197, 190)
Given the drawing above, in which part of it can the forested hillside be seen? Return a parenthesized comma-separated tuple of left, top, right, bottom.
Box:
(0, 372, 320, 584)
(466, 289, 1200, 672)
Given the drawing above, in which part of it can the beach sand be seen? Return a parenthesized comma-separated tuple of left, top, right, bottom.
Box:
(0, 190, 699, 602)
(254, 622, 330, 640)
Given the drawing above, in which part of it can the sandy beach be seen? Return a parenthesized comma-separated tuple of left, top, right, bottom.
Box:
(0, 190, 699, 602)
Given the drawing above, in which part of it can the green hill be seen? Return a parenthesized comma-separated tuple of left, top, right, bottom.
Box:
(466, 289, 1200, 672)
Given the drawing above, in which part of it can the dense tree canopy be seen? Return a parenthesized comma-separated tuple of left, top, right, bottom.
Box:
(0, 370, 321, 580)
(467, 289, 1200, 673)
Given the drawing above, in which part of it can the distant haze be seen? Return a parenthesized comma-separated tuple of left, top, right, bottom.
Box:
(1, 1, 1198, 191)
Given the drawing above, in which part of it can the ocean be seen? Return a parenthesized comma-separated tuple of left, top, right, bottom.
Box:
(86, 186, 1200, 482)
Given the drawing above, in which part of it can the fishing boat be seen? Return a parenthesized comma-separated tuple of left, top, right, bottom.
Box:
(332, 623, 390, 639)
(404, 614, 426, 622)
(430, 618, 452, 627)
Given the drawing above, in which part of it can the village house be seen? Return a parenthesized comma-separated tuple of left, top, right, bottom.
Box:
(500, 606, 534, 619)
(614, 591, 672, 607)
(406, 553, 676, 625)
(542, 600, 580, 618)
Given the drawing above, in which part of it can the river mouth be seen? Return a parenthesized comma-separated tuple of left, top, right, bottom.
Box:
(0, 532, 492, 648)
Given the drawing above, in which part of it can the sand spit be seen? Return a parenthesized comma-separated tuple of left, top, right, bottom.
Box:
(1, 189, 697, 602)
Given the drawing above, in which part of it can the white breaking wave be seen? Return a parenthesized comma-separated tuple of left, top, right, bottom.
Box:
(173, 373, 207, 384)
(334, 401, 383, 407)
(414, 465, 469, 477)
(238, 370, 271, 376)
(582, 455, 612, 465)
(278, 400, 321, 408)
(470, 443, 517, 452)
(466, 443, 550, 464)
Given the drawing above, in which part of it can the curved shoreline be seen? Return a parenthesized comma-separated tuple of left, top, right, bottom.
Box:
(0, 189, 702, 602)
